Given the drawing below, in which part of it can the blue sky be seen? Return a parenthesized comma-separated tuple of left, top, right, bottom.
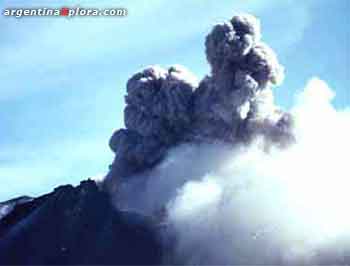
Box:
(0, 0, 349, 201)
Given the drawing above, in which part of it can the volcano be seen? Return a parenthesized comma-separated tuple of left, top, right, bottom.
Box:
(1, 12, 349, 265)
(0, 180, 162, 265)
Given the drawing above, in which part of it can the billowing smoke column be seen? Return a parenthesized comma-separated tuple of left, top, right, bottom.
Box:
(103, 13, 350, 265)
(105, 14, 293, 184)
(193, 14, 292, 144)
(106, 65, 198, 179)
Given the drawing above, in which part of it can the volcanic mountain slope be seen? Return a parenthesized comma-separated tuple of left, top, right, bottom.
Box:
(0, 180, 162, 265)
(0, 196, 33, 220)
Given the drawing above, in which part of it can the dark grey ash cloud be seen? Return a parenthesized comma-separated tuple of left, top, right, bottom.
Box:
(105, 13, 292, 184)
(124, 65, 197, 143)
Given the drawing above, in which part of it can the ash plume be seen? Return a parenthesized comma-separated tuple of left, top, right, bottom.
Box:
(104, 13, 292, 184)
(102, 13, 350, 265)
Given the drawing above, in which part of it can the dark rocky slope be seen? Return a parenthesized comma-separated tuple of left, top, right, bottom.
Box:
(0, 180, 162, 265)
(0, 196, 33, 220)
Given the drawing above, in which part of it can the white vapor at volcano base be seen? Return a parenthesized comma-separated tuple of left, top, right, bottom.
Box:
(114, 77, 350, 264)
(168, 78, 349, 264)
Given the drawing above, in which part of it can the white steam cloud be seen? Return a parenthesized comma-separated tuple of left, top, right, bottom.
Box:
(113, 78, 350, 264)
